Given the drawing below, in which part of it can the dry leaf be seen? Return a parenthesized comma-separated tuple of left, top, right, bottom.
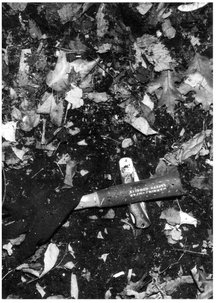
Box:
(178, 3, 208, 12)
(40, 243, 59, 278)
(70, 58, 100, 80)
(8, 3, 27, 11)
(64, 261, 75, 270)
(191, 265, 213, 299)
(81, 268, 91, 282)
(99, 253, 109, 262)
(64, 160, 77, 187)
(125, 116, 157, 136)
(29, 19, 42, 39)
(147, 70, 182, 116)
(46, 51, 70, 91)
(58, 4, 82, 24)
(96, 43, 112, 53)
(70, 273, 79, 299)
(69, 36, 87, 54)
(179, 72, 212, 110)
(102, 209, 115, 219)
(50, 99, 64, 127)
(122, 138, 133, 149)
(96, 4, 109, 38)
(97, 231, 104, 239)
(87, 92, 109, 103)
(162, 19, 176, 39)
(136, 3, 152, 15)
(135, 34, 176, 72)
(65, 85, 84, 109)
(36, 283, 46, 298)
(2, 121, 17, 142)
(160, 208, 197, 227)
(164, 131, 208, 165)
(186, 53, 212, 86)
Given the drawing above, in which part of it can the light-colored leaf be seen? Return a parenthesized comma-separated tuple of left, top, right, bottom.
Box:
(81, 268, 91, 282)
(70, 273, 79, 299)
(179, 210, 197, 227)
(64, 261, 75, 270)
(160, 208, 181, 225)
(10, 234, 26, 246)
(135, 34, 176, 71)
(11, 147, 27, 161)
(65, 85, 84, 109)
(29, 19, 42, 39)
(96, 43, 112, 53)
(20, 111, 41, 132)
(136, 3, 152, 15)
(113, 271, 125, 278)
(3, 243, 13, 256)
(70, 58, 100, 80)
(178, 3, 208, 12)
(147, 70, 182, 116)
(141, 93, 154, 111)
(50, 99, 64, 127)
(164, 131, 207, 165)
(2, 121, 17, 142)
(87, 92, 109, 103)
(125, 116, 157, 136)
(122, 138, 133, 149)
(97, 231, 104, 239)
(58, 3, 82, 24)
(162, 19, 176, 39)
(40, 243, 59, 278)
(36, 283, 46, 298)
(64, 160, 77, 187)
(69, 36, 87, 54)
(99, 253, 109, 262)
(46, 51, 70, 91)
(96, 4, 109, 38)
(8, 2, 27, 11)
(102, 209, 115, 219)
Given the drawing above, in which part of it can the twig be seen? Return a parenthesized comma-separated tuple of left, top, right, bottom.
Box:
(31, 168, 44, 179)
(172, 248, 208, 256)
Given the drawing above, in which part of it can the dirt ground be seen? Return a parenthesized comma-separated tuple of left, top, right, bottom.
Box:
(2, 3, 213, 299)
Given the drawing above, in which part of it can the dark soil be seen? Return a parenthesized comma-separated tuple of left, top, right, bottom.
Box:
(2, 2, 213, 299)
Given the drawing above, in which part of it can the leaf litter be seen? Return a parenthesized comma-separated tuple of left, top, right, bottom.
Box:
(2, 2, 213, 299)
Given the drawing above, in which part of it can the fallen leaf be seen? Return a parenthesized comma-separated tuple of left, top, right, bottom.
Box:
(69, 36, 87, 54)
(147, 70, 182, 116)
(96, 43, 112, 53)
(46, 295, 65, 299)
(88, 215, 98, 220)
(57, 3, 82, 24)
(64, 261, 75, 270)
(97, 231, 104, 239)
(113, 271, 125, 278)
(102, 209, 115, 219)
(36, 283, 46, 298)
(164, 131, 208, 165)
(40, 243, 59, 278)
(11, 147, 27, 161)
(99, 253, 109, 262)
(87, 92, 109, 103)
(65, 85, 84, 109)
(105, 288, 112, 299)
(64, 160, 77, 187)
(81, 268, 91, 282)
(3, 243, 13, 256)
(179, 72, 212, 110)
(46, 51, 70, 91)
(96, 4, 109, 38)
(57, 153, 71, 165)
(70, 273, 79, 299)
(2, 121, 17, 142)
(50, 99, 64, 127)
(136, 3, 152, 15)
(122, 138, 133, 148)
(80, 169, 89, 176)
(29, 19, 42, 39)
(160, 208, 197, 227)
(162, 19, 176, 39)
(178, 3, 208, 12)
(20, 111, 41, 132)
(70, 58, 100, 80)
(10, 234, 26, 246)
(125, 116, 157, 136)
(135, 34, 176, 72)
(8, 2, 27, 11)
(77, 139, 87, 146)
